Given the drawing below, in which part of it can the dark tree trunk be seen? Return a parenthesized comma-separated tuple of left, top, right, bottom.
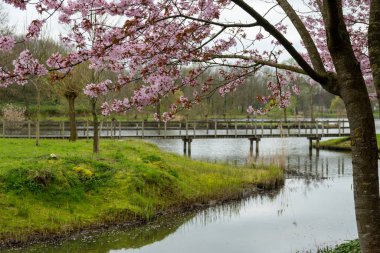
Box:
(369, 0, 380, 120)
(341, 78, 380, 253)
(22, 86, 30, 119)
(65, 92, 78, 142)
(156, 102, 161, 121)
(310, 87, 314, 121)
(34, 82, 40, 146)
(91, 99, 99, 154)
(324, 1, 380, 252)
(229, 3, 380, 251)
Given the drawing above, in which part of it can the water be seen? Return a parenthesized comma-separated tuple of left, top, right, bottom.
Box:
(6, 135, 362, 253)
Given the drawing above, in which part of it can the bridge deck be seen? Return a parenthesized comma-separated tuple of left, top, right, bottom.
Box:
(0, 119, 350, 140)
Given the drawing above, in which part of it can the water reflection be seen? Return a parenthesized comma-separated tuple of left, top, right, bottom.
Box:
(4, 138, 358, 253)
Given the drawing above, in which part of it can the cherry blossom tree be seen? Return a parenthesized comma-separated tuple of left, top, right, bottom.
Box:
(0, 0, 379, 251)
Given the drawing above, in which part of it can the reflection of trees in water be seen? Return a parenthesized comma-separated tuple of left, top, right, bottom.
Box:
(14, 154, 349, 253)
(12, 213, 196, 253)
(202, 152, 349, 184)
(187, 188, 282, 227)
(286, 155, 348, 181)
(15, 189, 283, 253)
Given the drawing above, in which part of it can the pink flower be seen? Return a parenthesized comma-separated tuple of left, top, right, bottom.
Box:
(26, 20, 44, 39)
(0, 36, 15, 52)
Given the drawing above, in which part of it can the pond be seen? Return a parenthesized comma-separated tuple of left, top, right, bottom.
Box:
(7, 133, 366, 253)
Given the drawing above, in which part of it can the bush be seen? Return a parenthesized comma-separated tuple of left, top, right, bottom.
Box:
(318, 240, 360, 253)
(1, 104, 26, 127)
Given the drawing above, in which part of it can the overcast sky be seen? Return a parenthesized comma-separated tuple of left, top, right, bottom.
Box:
(2, 1, 306, 61)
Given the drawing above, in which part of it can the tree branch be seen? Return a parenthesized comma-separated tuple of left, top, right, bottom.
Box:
(276, 0, 326, 73)
(231, 0, 328, 84)
(208, 54, 306, 74)
(159, 14, 258, 28)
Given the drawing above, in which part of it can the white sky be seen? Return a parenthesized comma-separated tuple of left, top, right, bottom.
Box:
(2, 1, 307, 61)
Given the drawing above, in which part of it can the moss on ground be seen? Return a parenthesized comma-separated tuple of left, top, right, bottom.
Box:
(317, 240, 360, 253)
(0, 139, 283, 247)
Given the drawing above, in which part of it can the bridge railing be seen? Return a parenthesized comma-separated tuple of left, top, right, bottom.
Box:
(0, 119, 350, 139)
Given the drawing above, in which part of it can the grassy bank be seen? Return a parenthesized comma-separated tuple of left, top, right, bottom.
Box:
(0, 139, 283, 248)
(317, 240, 360, 253)
(318, 135, 380, 152)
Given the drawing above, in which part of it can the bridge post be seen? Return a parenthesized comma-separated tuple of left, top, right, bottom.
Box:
(321, 122, 324, 137)
(309, 138, 312, 153)
(249, 138, 254, 156)
(136, 123, 139, 136)
(61, 122, 65, 139)
(119, 121, 121, 139)
(193, 122, 196, 137)
(270, 121, 273, 135)
(183, 138, 187, 154)
(186, 120, 188, 137)
(261, 123, 264, 137)
(256, 138, 260, 155)
(214, 120, 217, 137)
(110, 121, 114, 139)
(142, 120, 145, 138)
(164, 121, 167, 139)
(249, 138, 260, 156)
(304, 122, 307, 135)
(28, 121, 31, 139)
(310, 122, 312, 134)
(327, 120, 329, 134)
(338, 120, 341, 136)
(298, 121, 301, 137)
(206, 120, 209, 135)
(235, 121, 237, 137)
(316, 138, 320, 150)
(182, 137, 192, 156)
(316, 138, 320, 157)
(226, 122, 229, 134)
(113, 119, 117, 139)
(188, 138, 192, 156)
(315, 122, 318, 137)
(87, 121, 90, 140)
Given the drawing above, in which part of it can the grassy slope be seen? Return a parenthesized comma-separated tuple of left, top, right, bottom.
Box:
(317, 240, 360, 253)
(0, 139, 283, 246)
(319, 135, 380, 151)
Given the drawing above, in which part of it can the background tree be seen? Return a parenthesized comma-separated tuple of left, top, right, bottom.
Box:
(51, 64, 91, 141)
(330, 96, 346, 118)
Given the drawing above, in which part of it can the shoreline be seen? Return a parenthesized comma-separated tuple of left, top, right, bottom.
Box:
(315, 136, 380, 153)
(0, 182, 283, 250)
(0, 139, 284, 251)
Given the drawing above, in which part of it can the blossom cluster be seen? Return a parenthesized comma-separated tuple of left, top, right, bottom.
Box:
(0, 0, 375, 118)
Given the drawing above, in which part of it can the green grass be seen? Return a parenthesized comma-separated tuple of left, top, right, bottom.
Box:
(317, 240, 360, 253)
(0, 138, 283, 246)
(319, 135, 380, 151)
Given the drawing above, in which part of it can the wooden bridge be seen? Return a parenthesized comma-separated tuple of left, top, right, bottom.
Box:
(1, 119, 350, 155)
